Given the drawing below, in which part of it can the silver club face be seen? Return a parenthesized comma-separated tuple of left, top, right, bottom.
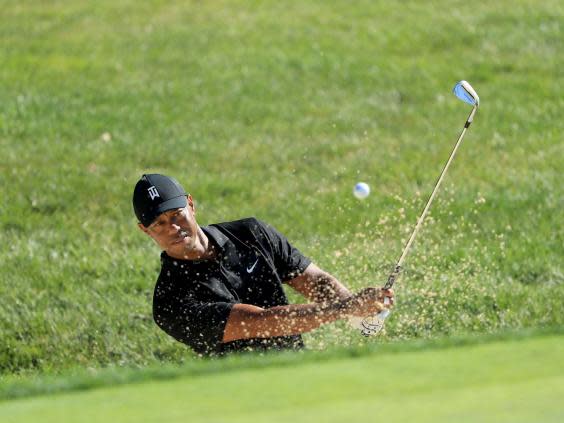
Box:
(453, 80, 479, 107)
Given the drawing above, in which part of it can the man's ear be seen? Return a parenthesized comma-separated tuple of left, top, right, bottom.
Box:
(187, 194, 195, 214)
(138, 222, 150, 235)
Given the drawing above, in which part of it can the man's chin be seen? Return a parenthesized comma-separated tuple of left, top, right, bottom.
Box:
(168, 239, 194, 256)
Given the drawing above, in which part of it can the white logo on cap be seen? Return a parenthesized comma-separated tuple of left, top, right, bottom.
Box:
(148, 186, 160, 200)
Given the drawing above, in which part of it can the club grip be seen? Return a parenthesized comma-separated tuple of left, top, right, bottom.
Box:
(383, 265, 402, 289)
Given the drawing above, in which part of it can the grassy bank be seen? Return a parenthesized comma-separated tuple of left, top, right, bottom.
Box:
(0, 326, 561, 402)
(1, 332, 563, 422)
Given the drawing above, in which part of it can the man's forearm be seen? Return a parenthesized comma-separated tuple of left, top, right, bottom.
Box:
(286, 264, 353, 304)
(313, 274, 353, 303)
(222, 302, 346, 342)
(222, 285, 391, 343)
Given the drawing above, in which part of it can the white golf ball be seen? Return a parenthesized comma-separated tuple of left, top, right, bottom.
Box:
(353, 182, 370, 199)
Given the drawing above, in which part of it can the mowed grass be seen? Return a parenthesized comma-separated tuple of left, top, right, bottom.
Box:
(1, 0, 563, 375)
(1, 335, 563, 422)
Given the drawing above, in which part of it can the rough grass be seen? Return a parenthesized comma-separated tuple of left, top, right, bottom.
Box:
(1, 0, 563, 375)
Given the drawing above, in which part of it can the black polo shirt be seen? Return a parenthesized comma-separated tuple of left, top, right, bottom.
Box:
(152, 217, 311, 356)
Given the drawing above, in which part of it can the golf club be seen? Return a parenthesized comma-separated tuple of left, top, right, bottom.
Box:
(357, 80, 480, 336)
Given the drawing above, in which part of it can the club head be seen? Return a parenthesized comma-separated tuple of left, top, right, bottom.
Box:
(453, 80, 479, 107)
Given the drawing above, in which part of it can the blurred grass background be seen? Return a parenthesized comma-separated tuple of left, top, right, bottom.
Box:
(0, 0, 562, 375)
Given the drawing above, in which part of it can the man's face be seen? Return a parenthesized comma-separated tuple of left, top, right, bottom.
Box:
(139, 195, 199, 257)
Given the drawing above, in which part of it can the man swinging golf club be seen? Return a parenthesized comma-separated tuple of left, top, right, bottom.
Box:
(133, 174, 393, 356)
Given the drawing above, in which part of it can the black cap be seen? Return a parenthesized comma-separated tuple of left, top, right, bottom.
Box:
(133, 174, 188, 227)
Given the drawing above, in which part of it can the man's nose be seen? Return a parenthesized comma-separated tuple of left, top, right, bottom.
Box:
(168, 222, 181, 233)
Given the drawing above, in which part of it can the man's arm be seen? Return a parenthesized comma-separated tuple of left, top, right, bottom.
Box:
(222, 287, 392, 343)
(285, 263, 353, 304)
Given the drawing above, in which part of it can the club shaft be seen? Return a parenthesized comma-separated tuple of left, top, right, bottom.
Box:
(383, 106, 477, 289)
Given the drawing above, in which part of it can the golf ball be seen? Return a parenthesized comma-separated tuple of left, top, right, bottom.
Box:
(353, 182, 370, 199)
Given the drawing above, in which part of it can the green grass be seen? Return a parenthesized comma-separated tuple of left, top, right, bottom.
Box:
(1, 333, 563, 422)
(1, 0, 563, 375)
(0, 326, 558, 402)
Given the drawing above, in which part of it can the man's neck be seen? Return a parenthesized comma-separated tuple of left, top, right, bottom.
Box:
(166, 227, 218, 261)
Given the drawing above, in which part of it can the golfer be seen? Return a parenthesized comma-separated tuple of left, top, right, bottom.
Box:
(133, 174, 393, 356)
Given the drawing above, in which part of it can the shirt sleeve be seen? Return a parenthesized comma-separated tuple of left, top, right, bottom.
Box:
(153, 286, 234, 356)
(254, 219, 312, 281)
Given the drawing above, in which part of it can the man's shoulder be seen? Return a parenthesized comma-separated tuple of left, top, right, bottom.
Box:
(209, 217, 263, 231)
(206, 217, 284, 254)
(207, 217, 271, 239)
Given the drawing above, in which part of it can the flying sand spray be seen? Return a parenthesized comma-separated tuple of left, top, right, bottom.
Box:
(351, 80, 480, 336)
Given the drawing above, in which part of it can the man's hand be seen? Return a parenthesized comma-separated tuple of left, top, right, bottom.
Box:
(338, 288, 394, 317)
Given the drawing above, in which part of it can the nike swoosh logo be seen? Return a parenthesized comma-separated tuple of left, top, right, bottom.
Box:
(246, 258, 259, 273)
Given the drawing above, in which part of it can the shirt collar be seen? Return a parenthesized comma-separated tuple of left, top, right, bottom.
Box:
(202, 225, 230, 252)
